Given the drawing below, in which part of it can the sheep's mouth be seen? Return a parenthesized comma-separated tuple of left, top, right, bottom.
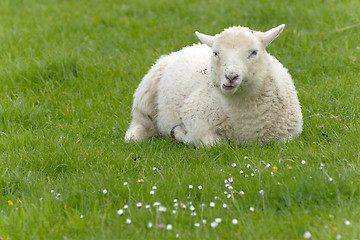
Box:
(222, 84, 236, 91)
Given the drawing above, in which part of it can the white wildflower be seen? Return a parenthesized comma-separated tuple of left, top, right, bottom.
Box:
(117, 209, 124, 215)
(166, 224, 173, 230)
(304, 231, 311, 239)
(158, 206, 167, 212)
(210, 222, 218, 228)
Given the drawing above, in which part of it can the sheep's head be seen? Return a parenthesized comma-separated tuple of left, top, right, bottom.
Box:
(196, 24, 285, 95)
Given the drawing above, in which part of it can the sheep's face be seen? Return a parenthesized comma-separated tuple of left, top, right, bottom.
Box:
(196, 24, 285, 95)
(211, 30, 262, 95)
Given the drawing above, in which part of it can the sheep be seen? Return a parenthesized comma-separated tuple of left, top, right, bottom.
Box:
(125, 24, 303, 146)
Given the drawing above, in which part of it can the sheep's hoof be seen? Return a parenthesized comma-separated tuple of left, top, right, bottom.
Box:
(125, 124, 147, 142)
(170, 123, 187, 142)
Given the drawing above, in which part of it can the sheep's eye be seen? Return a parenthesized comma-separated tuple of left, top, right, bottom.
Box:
(213, 51, 219, 57)
(248, 50, 258, 59)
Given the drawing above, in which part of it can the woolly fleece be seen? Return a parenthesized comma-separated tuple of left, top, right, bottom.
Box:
(125, 25, 303, 146)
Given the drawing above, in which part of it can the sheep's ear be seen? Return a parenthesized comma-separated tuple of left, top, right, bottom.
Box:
(260, 24, 285, 47)
(195, 31, 215, 48)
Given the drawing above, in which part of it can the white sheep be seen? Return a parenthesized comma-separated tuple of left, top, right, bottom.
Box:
(125, 24, 303, 146)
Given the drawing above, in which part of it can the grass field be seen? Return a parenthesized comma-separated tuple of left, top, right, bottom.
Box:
(0, 0, 359, 239)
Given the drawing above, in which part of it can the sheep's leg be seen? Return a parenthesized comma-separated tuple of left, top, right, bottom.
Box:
(125, 56, 170, 142)
(198, 134, 224, 147)
(170, 123, 187, 142)
(171, 122, 223, 147)
(125, 110, 158, 142)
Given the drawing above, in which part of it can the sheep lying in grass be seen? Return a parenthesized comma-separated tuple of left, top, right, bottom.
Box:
(125, 24, 303, 146)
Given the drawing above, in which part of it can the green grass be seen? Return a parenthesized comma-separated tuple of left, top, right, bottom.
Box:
(0, 0, 359, 239)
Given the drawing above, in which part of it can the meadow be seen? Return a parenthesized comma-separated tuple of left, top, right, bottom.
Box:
(0, 0, 359, 239)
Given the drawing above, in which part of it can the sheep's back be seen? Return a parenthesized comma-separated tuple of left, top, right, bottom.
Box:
(156, 44, 212, 135)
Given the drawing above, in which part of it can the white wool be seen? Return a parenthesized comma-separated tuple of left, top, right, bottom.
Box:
(125, 24, 303, 146)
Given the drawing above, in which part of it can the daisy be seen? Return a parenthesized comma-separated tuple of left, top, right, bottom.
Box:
(303, 231, 311, 239)
(210, 222, 218, 228)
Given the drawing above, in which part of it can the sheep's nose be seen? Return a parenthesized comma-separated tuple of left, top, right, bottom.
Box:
(225, 73, 239, 82)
